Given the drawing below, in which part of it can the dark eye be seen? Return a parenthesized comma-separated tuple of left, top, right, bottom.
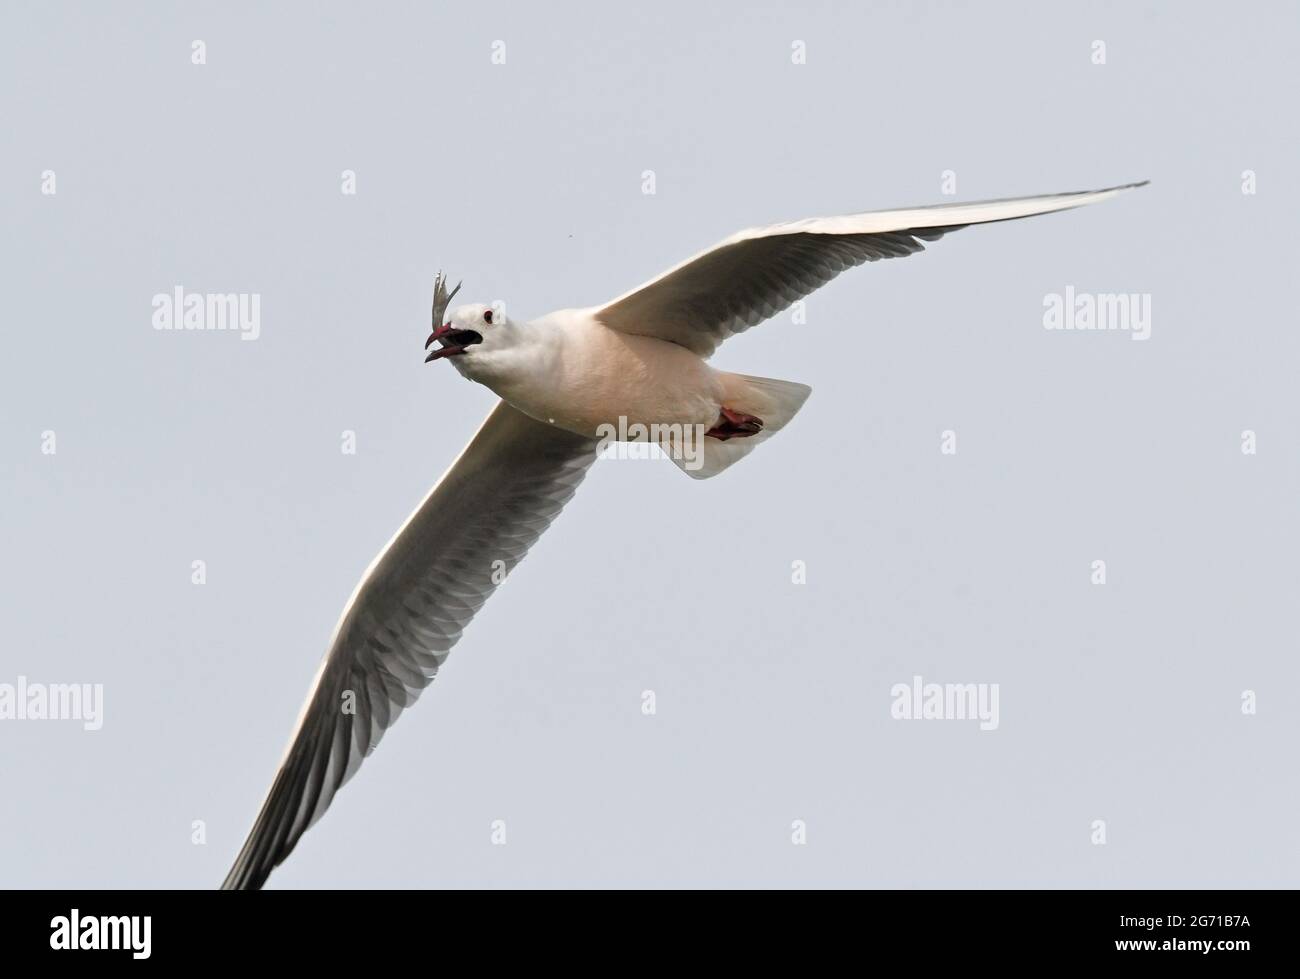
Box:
(483, 309, 493, 324)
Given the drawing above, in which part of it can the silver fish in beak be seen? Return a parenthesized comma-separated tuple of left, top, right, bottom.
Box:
(424, 272, 481, 362)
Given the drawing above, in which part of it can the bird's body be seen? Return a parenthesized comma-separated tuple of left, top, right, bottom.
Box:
(453, 308, 727, 440)
(223, 181, 1147, 889)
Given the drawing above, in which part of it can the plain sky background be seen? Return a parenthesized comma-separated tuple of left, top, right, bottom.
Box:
(3, 1, 1298, 888)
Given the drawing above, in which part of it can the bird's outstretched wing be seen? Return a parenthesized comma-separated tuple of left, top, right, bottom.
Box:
(595, 182, 1147, 358)
(222, 402, 598, 890)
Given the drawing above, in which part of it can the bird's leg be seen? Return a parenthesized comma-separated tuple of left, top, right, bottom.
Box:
(704, 407, 764, 441)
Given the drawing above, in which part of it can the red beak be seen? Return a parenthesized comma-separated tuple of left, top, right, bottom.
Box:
(424, 322, 483, 362)
(425, 323, 454, 349)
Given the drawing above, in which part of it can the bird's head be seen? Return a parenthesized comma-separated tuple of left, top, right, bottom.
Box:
(424, 274, 522, 380)
(425, 303, 493, 359)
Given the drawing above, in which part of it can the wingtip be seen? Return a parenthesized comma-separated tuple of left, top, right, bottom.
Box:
(1071, 180, 1147, 205)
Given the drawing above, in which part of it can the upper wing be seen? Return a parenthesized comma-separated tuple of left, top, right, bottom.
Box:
(595, 182, 1147, 357)
(222, 401, 598, 890)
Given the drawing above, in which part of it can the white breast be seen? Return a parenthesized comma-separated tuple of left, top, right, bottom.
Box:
(494, 310, 724, 440)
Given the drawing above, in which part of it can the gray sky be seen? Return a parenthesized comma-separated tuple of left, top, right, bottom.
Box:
(2, 1, 1297, 888)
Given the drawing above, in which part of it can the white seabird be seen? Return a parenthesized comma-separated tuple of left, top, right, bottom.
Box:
(222, 182, 1146, 889)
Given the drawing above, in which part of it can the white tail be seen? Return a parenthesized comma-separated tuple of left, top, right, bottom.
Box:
(668, 373, 811, 480)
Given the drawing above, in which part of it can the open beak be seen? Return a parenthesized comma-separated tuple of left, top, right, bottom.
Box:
(425, 273, 477, 363)
(425, 323, 483, 362)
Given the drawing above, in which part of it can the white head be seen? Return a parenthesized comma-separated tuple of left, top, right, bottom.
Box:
(424, 273, 544, 388)
(426, 299, 536, 387)
(427, 302, 512, 368)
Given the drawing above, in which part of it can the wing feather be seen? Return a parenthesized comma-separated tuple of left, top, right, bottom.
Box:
(596, 182, 1146, 356)
(222, 402, 598, 889)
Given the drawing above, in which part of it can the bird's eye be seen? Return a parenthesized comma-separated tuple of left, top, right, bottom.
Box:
(483, 309, 494, 324)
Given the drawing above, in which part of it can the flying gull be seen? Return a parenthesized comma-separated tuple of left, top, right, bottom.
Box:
(222, 181, 1147, 888)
